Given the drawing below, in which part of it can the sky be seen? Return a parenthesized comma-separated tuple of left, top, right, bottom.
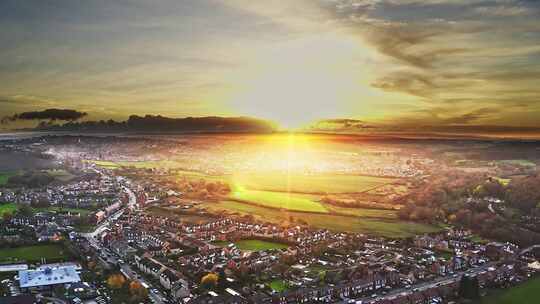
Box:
(1, 0, 540, 134)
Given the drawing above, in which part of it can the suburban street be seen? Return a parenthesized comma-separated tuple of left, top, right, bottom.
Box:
(337, 265, 491, 304)
(80, 184, 168, 304)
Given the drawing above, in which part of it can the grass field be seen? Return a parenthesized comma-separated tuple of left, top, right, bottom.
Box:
(35, 206, 93, 216)
(0, 244, 71, 263)
(45, 169, 76, 182)
(230, 187, 327, 213)
(205, 201, 440, 238)
(269, 279, 289, 292)
(325, 205, 398, 219)
(229, 173, 394, 194)
(0, 172, 16, 185)
(89, 159, 394, 194)
(214, 239, 289, 251)
(89, 159, 185, 169)
(85, 160, 120, 168)
(0, 203, 18, 217)
(0, 203, 93, 217)
(88, 159, 398, 215)
(479, 276, 540, 304)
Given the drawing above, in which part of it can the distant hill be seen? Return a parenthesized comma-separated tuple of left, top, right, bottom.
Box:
(36, 115, 277, 133)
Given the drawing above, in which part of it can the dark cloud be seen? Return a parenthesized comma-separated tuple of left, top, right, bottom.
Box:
(2, 108, 87, 124)
(363, 27, 469, 69)
(441, 108, 500, 125)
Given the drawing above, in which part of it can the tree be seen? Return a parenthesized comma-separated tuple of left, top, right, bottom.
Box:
(201, 273, 219, 289)
(2, 212, 12, 223)
(129, 280, 148, 300)
(482, 179, 505, 198)
(506, 176, 540, 212)
(107, 273, 126, 289)
(18, 204, 33, 217)
(458, 275, 479, 299)
(206, 182, 216, 193)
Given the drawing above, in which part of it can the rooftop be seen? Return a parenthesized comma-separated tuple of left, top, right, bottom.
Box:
(19, 265, 80, 288)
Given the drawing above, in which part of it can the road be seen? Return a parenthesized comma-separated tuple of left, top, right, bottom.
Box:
(123, 185, 137, 210)
(81, 186, 135, 239)
(37, 295, 67, 304)
(119, 263, 169, 304)
(80, 181, 167, 304)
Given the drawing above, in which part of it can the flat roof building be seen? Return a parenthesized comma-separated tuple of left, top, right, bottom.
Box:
(18, 265, 80, 289)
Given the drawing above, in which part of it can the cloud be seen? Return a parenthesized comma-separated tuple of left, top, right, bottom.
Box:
(441, 108, 500, 125)
(371, 72, 438, 97)
(2, 108, 87, 124)
(474, 5, 530, 17)
(309, 118, 377, 131)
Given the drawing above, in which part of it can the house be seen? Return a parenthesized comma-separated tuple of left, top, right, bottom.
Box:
(135, 257, 163, 278)
(109, 240, 137, 259)
(171, 279, 191, 301)
(160, 269, 179, 290)
(35, 223, 62, 242)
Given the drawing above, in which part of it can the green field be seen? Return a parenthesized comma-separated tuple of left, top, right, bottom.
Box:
(479, 276, 540, 304)
(214, 239, 289, 251)
(85, 160, 120, 168)
(35, 206, 93, 216)
(230, 187, 327, 213)
(269, 279, 289, 292)
(89, 159, 394, 194)
(204, 201, 440, 238)
(89, 159, 397, 214)
(0, 172, 16, 185)
(0, 244, 71, 263)
(0, 203, 93, 217)
(326, 205, 398, 219)
(229, 173, 394, 194)
(89, 159, 184, 169)
(0, 203, 18, 216)
(45, 169, 76, 182)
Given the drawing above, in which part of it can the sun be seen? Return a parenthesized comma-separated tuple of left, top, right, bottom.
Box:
(226, 32, 377, 130)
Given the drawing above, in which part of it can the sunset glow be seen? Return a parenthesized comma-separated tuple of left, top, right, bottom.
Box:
(2, 0, 539, 137)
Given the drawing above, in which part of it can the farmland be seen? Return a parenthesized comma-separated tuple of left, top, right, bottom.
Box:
(203, 201, 439, 238)
(228, 172, 394, 194)
(230, 187, 327, 213)
(88, 158, 417, 235)
(90, 160, 395, 194)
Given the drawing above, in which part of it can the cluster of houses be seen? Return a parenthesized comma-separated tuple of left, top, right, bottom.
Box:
(134, 256, 191, 301)
(0, 172, 121, 209)
(82, 208, 535, 304)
